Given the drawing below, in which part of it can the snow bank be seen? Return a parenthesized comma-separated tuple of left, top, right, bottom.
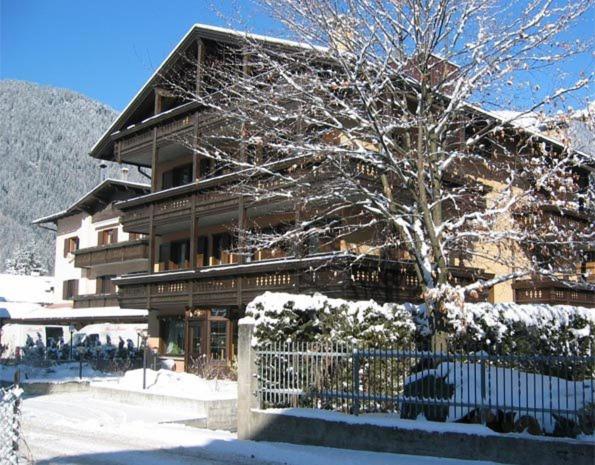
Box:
(93, 368, 237, 400)
(407, 361, 594, 434)
(0, 273, 55, 304)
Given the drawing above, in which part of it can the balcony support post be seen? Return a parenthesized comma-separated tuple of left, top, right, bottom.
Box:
(192, 113, 201, 182)
(150, 128, 158, 191)
(237, 197, 247, 306)
(148, 204, 155, 274)
(190, 194, 197, 270)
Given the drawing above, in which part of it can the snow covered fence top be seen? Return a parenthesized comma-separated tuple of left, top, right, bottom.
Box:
(245, 292, 595, 355)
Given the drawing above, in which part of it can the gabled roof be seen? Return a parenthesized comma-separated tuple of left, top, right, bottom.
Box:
(32, 179, 150, 225)
(90, 23, 585, 163)
(89, 23, 325, 163)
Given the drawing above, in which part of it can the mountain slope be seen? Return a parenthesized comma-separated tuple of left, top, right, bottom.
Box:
(0, 80, 145, 273)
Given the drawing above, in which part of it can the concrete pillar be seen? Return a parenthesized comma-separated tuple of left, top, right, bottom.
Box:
(237, 318, 258, 439)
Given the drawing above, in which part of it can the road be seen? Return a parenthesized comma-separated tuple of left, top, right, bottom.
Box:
(21, 392, 503, 465)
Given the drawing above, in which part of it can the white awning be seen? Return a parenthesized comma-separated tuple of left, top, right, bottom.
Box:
(0, 303, 147, 322)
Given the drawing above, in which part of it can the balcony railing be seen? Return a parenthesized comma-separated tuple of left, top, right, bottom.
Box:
(513, 278, 595, 307)
(73, 293, 119, 309)
(118, 158, 384, 231)
(115, 113, 195, 156)
(74, 239, 149, 268)
(116, 253, 489, 309)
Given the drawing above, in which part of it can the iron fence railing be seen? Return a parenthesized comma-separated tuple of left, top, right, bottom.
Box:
(256, 342, 595, 436)
(1, 345, 149, 378)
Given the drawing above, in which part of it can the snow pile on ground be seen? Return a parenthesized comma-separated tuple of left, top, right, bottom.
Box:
(406, 361, 594, 434)
(0, 273, 55, 304)
(0, 362, 112, 384)
(93, 368, 237, 400)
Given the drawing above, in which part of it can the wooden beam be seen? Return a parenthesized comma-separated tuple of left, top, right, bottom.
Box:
(237, 196, 247, 306)
(192, 113, 201, 181)
(190, 194, 197, 270)
(154, 88, 162, 115)
(148, 204, 155, 275)
(195, 39, 205, 96)
(151, 128, 158, 191)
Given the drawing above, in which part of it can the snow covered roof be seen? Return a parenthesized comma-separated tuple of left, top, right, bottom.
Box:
(32, 178, 149, 225)
(0, 303, 147, 323)
(0, 274, 55, 305)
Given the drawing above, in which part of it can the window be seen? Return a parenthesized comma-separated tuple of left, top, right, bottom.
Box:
(98, 228, 118, 246)
(159, 239, 190, 270)
(162, 163, 193, 189)
(63, 237, 79, 257)
(62, 279, 78, 300)
(128, 232, 144, 241)
(161, 317, 185, 356)
(196, 236, 208, 267)
(97, 275, 116, 294)
(212, 233, 232, 260)
(199, 158, 212, 179)
(210, 321, 227, 360)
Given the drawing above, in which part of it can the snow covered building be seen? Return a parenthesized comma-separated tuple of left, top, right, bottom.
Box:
(85, 24, 594, 372)
(32, 179, 150, 326)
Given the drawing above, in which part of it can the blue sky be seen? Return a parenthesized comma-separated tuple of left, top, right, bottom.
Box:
(0, 0, 278, 111)
(1, 0, 593, 112)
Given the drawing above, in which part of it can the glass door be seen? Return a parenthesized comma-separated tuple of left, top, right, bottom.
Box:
(187, 320, 203, 360)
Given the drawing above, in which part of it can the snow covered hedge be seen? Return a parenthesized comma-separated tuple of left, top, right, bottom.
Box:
(246, 292, 595, 358)
(445, 302, 594, 358)
(245, 292, 417, 347)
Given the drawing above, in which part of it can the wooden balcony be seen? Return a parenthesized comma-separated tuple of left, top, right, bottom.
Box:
(114, 112, 195, 157)
(115, 253, 489, 309)
(73, 293, 119, 309)
(74, 239, 149, 268)
(512, 278, 595, 307)
(118, 157, 383, 233)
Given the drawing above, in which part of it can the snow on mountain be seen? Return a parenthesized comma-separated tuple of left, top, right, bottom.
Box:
(0, 80, 144, 273)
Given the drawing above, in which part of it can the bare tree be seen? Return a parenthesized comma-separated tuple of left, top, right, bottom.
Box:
(163, 0, 593, 328)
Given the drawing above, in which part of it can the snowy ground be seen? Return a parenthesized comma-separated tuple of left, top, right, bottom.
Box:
(1, 364, 237, 401)
(92, 368, 237, 400)
(21, 392, 508, 465)
(0, 361, 114, 384)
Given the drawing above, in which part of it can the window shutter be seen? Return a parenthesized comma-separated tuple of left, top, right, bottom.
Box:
(62, 281, 68, 300)
(63, 238, 69, 258)
(113, 228, 118, 243)
(72, 280, 78, 298)
(98, 230, 104, 245)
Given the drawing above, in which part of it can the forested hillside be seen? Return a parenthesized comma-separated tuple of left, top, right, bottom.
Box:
(0, 80, 144, 273)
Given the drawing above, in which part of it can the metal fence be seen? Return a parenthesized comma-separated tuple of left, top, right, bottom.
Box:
(256, 342, 595, 436)
(1, 344, 150, 378)
(0, 385, 22, 465)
